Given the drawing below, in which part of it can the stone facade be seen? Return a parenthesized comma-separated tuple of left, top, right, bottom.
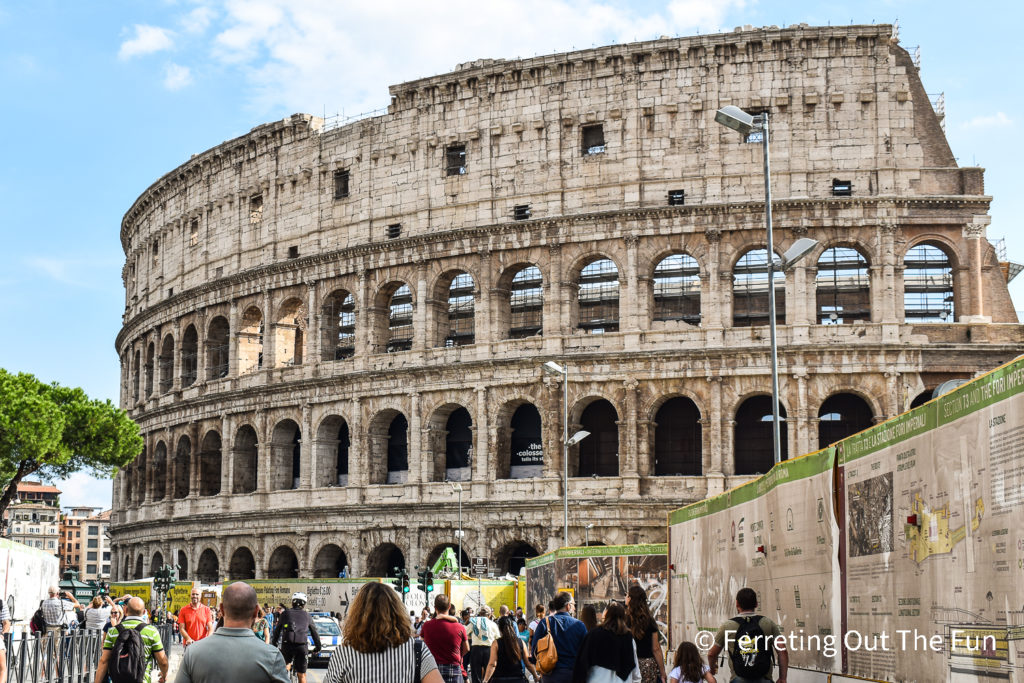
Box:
(110, 24, 1021, 583)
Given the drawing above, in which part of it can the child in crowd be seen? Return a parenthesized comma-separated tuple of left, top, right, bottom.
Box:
(667, 641, 716, 683)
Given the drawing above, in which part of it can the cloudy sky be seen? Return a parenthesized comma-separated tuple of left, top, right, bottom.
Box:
(1, 0, 1021, 509)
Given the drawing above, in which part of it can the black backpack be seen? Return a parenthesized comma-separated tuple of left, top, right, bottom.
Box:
(108, 621, 149, 683)
(729, 615, 773, 680)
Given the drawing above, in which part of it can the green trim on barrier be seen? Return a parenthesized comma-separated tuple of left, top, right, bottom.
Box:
(524, 543, 668, 569)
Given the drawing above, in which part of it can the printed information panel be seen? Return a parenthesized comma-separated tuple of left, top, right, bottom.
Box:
(668, 448, 841, 673)
(840, 360, 1024, 682)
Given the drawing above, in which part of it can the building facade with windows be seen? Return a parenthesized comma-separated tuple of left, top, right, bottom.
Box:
(61, 508, 112, 581)
(110, 24, 1020, 583)
(5, 481, 62, 557)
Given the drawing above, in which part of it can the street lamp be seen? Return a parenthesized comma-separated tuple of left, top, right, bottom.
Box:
(715, 106, 819, 466)
(540, 360, 591, 547)
(448, 482, 463, 577)
(585, 523, 594, 547)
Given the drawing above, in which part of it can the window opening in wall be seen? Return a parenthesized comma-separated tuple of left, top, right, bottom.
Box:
(445, 407, 473, 482)
(152, 240, 159, 267)
(514, 204, 531, 220)
(215, 267, 224, 278)
(904, 243, 954, 322)
(732, 249, 785, 327)
(832, 179, 853, 196)
(336, 422, 350, 486)
(509, 266, 543, 338)
(144, 343, 155, 397)
(249, 195, 264, 224)
(387, 224, 402, 239)
(653, 253, 701, 324)
(386, 413, 409, 484)
(333, 169, 350, 199)
(816, 247, 870, 324)
(324, 291, 356, 360)
(578, 400, 619, 477)
(189, 218, 199, 247)
(445, 273, 475, 347)
(445, 144, 467, 175)
(581, 124, 606, 155)
(167, 288, 174, 298)
(180, 325, 198, 387)
(654, 397, 702, 475)
(287, 246, 299, 259)
(158, 335, 174, 393)
(577, 258, 619, 333)
(818, 393, 873, 450)
(387, 285, 413, 352)
(734, 395, 788, 475)
(208, 315, 231, 379)
(667, 189, 685, 206)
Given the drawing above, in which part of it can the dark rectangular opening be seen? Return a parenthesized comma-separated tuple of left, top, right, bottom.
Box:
(445, 144, 467, 175)
(514, 204, 531, 221)
(387, 224, 402, 239)
(581, 124, 605, 155)
(287, 246, 299, 259)
(333, 169, 350, 199)
(832, 179, 853, 196)
(668, 189, 685, 206)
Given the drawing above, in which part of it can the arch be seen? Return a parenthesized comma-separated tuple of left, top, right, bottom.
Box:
(173, 435, 191, 499)
(494, 541, 540, 576)
(652, 253, 701, 324)
(366, 542, 406, 576)
(904, 242, 955, 322)
(228, 546, 256, 580)
(152, 441, 167, 501)
(132, 447, 146, 506)
(270, 419, 301, 491)
(274, 297, 307, 367)
(206, 316, 230, 380)
(237, 307, 263, 374)
(444, 407, 473, 481)
(315, 415, 350, 487)
(653, 397, 702, 475)
(181, 324, 198, 387)
(818, 393, 874, 449)
(909, 389, 934, 410)
(199, 430, 222, 496)
(267, 545, 299, 578)
(233, 425, 258, 494)
(159, 334, 175, 393)
(144, 342, 155, 397)
(577, 399, 619, 477)
(132, 349, 141, 401)
(425, 543, 471, 573)
(177, 549, 189, 580)
(434, 270, 476, 347)
(195, 548, 219, 583)
(134, 554, 144, 580)
(313, 544, 349, 578)
(508, 403, 544, 479)
(816, 246, 870, 324)
(733, 248, 785, 327)
(375, 281, 413, 353)
(322, 289, 356, 361)
(387, 413, 409, 484)
(735, 395, 788, 475)
(503, 264, 543, 339)
(577, 257, 620, 333)
(150, 551, 164, 577)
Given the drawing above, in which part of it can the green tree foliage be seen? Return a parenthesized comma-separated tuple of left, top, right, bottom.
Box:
(0, 369, 142, 519)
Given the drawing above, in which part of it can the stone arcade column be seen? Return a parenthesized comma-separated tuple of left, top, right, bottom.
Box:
(221, 413, 234, 495)
(703, 229, 724, 329)
(623, 235, 642, 337)
(620, 379, 640, 498)
(262, 291, 274, 370)
(963, 218, 992, 322)
(544, 243, 566, 352)
(884, 371, 901, 420)
(355, 270, 372, 364)
(474, 386, 490, 482)
(255, 410, 270, 493)
(878, 223, 900, 341)
(413, 262, 428, 352)
(541, 375, 562, 480)
(163, 428, 174, 504)
(301, 403, 314, 489)
(188, 421, 201, 497)
(227, 300, 240, 378)
(171, 319, 183, 393)
(793, 371, 811, 457)
(348, 398, 366, 494)
(705, 376, 726, 496)
(307, 281, 319, 367)
(477, 252, 493, 347)
(407, 392, 422, 485)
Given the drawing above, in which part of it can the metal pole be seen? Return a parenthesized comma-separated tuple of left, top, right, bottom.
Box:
(458, 486, 463, 578)
(562, 364, 569, 547)
(762, 112, 782, 466)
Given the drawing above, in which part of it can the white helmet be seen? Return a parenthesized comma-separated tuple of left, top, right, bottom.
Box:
(291, 592, 307, 606)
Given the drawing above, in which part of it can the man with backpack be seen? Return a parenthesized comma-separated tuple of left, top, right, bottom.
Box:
(93, 596, 169, 683)
(707, 587, 788, 683)
(271, 592, 321, 683)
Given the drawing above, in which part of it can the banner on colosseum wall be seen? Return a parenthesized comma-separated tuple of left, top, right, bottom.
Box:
(226, 578, 379, 618)
(447, 579, 525, 615)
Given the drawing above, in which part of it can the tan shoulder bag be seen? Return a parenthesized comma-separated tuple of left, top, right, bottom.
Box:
(535, 616, 559, 674)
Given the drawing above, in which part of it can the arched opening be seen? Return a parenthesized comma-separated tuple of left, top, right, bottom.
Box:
(653, 253, 701, 324)
(654, 397, 702, 475)
(387, 414, 409, 484)
(144, 342, 155, 397)
(177, 550, 188, 580)
(735, 395, 788, 475)
(228, 547, 256, 580)
(387, 284, 414, 352)
(267, 545, 299, 579)
(425, 544, 472, 574)
(152, 441, 167, 501)
(196, 549, 218, 583)
(173, 436, 191, 499)
(495, 541, 540, 577)
(132, 447, 146, 506)
(818, 394, 874, 449)
(507, 265, 543, 339)
(366, 543, 405, 576)
(271, 420, 301, 491)
(150, 551, 164, 577)
(445, 407, 473, 481)
(233, 425, 258, 494)
(577, 258, 620, 333)
(199, 430, 222, 496)
(909, 390, 934, 410)
(904, 243, 955, 322)
(206, 316, 230, 380)
(578, 400, 619, 477)
(733, 249, 785, 327)
(181, 325, 198, 387)
(237, 307, 263, 374)
(134, 554, 144, 580)
(313, 544, 348, 578)
(440, 272, 475, 347)
(132, 350, 140, 402)
(816, 247, 870, 324)
(315, 416, 350, 487)
(322, 290, 356, 360)
(509, 404, 544, 479)
(159, 334, 175, 393)
(274, 298, 307, 367)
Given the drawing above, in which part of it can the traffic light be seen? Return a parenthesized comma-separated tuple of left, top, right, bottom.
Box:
(401, 570, 411, 594)
(425, 570, 434, 594)
(391, 568, 403, 593)
(416, 569, 427, 594)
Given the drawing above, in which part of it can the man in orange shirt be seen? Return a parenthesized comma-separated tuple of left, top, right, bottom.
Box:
(178, 589, 214, 647)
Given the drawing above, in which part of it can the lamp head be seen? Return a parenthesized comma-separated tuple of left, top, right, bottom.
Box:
(715, 105, 755, 137)
(566, 430, 591, 447)
(542, 361, 565, 376)
(779, 238, 820, 271)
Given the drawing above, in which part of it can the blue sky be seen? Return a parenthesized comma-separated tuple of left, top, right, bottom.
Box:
(1, 0, 1021, 508)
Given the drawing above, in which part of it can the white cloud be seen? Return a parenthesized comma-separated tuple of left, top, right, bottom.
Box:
(960, 112, 1012, 129)
(119, 24, 175, 60)
(164, 63, 193, 90)
(181, 6, 215, 34)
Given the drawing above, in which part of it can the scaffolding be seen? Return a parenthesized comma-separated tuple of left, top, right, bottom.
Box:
(578, 259, 620, 333)
(510, 266, 543, 338)
(653, 253, 701, 324)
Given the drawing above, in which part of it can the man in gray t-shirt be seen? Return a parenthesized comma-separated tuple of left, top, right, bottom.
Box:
(175, 582, 289, 683)
(707, 588, 788, 683)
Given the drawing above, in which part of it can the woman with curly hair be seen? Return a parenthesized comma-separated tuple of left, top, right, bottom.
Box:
(624, 586, 666, 683)
(324, 582, 444, 683)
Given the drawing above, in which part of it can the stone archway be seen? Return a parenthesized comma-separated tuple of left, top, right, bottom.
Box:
(228, 546, 256, 580)
(366, 543, 405, 577)
(267, 545, 299, 578)
(313, 544, 348, 578)
(196, 549, 219, 583)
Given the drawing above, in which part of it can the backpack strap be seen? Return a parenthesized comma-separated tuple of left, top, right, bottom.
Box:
(413, 639, 423, 682)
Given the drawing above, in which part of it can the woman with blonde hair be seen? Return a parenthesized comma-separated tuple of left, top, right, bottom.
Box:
(324, 581, 444, 683)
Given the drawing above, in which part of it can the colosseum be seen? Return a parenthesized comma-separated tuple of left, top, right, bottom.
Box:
(110, 23, 1021, 583)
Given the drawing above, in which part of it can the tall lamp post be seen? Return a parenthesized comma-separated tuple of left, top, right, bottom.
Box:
(448, 482, 463, 577)
(540, 360, 591, 547)
(715, 105, 818, 466)
(585, 523, 594, 547)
